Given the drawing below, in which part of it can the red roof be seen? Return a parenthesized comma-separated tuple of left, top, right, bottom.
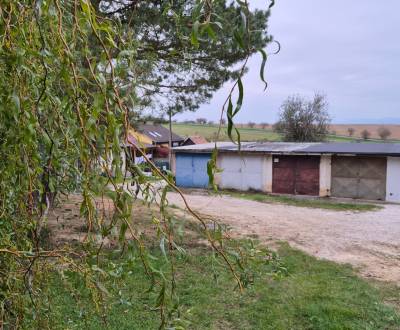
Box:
(184, 135, 208, 145)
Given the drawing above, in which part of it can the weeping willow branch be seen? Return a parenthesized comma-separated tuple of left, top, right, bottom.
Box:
(0, 0, 276, 328)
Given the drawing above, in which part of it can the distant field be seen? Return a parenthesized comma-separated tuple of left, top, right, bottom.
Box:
(169, 123, 281, 142)
(330, 124, 400, 140)
(169, 123, 400, 143)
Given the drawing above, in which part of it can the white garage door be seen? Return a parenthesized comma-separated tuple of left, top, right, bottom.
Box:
(387, 157, 400, 202)
(218, 154, 265, 191)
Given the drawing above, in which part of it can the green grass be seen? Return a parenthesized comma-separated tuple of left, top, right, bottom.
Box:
(223, 190, 382, 212)
(29, 243, 400, 329)
(22, 198, 395, 329)
(170, 123, 400, 143)
(327, 134, 359, 142)
(169, 123, 348, 142)
(169, 123, 281, 142)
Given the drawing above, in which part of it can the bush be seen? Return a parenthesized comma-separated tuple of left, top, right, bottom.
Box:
(276, 93, 331, 142)
(347, 127, 355, 137)
(361, 129, 371, 140)
(377, 127, 391, 140)
(196, 118, 207, 124)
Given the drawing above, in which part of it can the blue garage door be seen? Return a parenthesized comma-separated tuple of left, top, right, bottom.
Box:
(175, 153, 211, 188)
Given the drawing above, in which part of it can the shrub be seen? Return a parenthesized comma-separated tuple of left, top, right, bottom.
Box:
(377, 127, 391, 140)
(361, 129, 371, 140)
(196, 118, 207, 124)
(347, 127, 355, 137)
(276, 93, 331, 142)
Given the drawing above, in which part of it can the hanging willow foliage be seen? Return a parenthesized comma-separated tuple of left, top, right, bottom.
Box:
(0, 0, 277, 327)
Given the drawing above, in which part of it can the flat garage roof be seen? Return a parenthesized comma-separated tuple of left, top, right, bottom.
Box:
(172, 142, 400, 157)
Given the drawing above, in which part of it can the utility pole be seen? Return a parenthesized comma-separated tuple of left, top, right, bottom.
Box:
(168, 110, 172, 168)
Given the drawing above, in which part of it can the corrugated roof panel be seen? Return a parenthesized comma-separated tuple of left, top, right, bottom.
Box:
(302, 142, 400, 155)
(173, 142, 238, 152)
(173, 141, 400, 156)
(242, 142, 320, 153)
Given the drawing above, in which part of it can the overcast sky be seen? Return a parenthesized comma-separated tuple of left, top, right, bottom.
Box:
(175, 0, 400, 124)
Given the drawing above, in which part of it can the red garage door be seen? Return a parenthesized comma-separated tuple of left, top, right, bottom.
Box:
(272, 156, 320, 196)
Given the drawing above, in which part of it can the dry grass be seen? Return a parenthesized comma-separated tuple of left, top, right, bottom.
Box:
(330, 124, 400, 140)
(46, 194, 164, 248)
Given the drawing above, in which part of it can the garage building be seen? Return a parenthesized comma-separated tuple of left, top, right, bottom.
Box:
(172, 142, 400, 202)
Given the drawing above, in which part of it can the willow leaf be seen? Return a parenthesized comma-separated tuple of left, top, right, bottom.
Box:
(258, 48, 268, 90)
(234, 77, 244, 116)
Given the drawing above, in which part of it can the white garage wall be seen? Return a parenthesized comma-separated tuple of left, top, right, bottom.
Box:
(264, 155, 273, 193)
(319, 155, 332, 197)
(97, 150, 127, 177)
(386, 157, 400, 202)
(217, 153, 271, 192)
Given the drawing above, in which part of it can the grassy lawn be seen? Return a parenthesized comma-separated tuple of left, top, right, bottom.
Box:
(169, 123, 281, 142)
(30, 243, 399, 329)
(169, 123, 400, 144)
(327, 134, 358, 142)
(24, 196, 398, 329)
(222, 190, 382, 212)
(168, 123, 348, 143)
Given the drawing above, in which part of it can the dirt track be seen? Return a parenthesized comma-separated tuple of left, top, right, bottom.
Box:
(167, 191, 400, 284)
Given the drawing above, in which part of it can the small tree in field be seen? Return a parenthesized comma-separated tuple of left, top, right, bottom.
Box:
(275, 93, 331, 142)
(347, 127, 355, 137)
(361, 129, 371, 140)
(247, 121, 256, 128)
(260, 122, 269, 129)
(377, 127, 391, 140)
(196, 118, 207, 124)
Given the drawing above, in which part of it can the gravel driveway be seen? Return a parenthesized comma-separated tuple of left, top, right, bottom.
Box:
(167, 191, 400, 284)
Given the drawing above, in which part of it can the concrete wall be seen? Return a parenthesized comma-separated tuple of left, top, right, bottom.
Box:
(264, 155, 273, 193)
(386, 157, 400, 202)
(217, 153, 331, 196)
(216, 153, 332, 195)
(319, 155, 332, 197)
(98, 150, 127, 176)
(216, 153, 272, 192)
(174, 151, 399, 202)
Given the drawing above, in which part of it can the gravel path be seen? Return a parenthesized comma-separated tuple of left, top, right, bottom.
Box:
(167, 191, 400, 284)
